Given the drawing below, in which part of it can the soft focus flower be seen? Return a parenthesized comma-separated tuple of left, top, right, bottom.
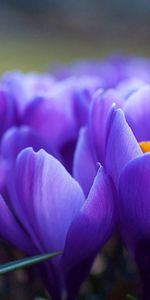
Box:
(0, 72, 102, 173)
(52, 55, 150, 87)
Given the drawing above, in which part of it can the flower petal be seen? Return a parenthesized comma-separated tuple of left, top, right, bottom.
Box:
(123, 85, 150, 141)
(73, 127, 97, 197)
(105, 108, 142, 187)
(0, 126, 55, 166)
(13, 148, 85, 254)
(119, 153, 150, 298)
(73, 76, 102, 128)
(0, 90, 17, 138)
(119, 153, 150, 252)
(89, 89, 122, 164)
(61, 167, 114, 299)
(22, 86, 77, 147)
(0, 159, 9, 192)
(116, 77, 145, 100)
(0, 194, 35, 253)
(2, 71, 55, 115)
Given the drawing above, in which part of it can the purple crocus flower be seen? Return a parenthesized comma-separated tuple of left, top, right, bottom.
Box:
(0, 146, 114, 300)
(105, 111, 150, 299)
(73, 87, 143, 193)
(73, 83, 150, 299)
(0, 69, 115, 299)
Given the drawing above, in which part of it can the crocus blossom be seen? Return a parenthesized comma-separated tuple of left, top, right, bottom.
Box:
(96, 100, 150, 299)
(104, 110, 150, 299)
(0, 147, 114, 300)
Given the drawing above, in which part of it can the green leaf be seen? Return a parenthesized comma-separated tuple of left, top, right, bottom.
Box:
(0, 251, 62, 275)
(126, 294, 138, 300)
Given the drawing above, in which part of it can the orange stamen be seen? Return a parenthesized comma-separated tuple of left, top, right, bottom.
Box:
(139, 141, 150, 153)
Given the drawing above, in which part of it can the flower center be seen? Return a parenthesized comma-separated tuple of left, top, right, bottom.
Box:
(139, 141, 150, 153)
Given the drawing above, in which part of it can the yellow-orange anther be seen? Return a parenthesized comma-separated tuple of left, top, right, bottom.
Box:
(139, 141, 150, 153)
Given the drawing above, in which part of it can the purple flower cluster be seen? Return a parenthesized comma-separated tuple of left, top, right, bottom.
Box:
(0, 55, 150, 299)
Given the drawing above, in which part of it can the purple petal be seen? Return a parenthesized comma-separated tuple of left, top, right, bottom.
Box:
(2, 71, 55, 115)
(61, 167, 114, 299)
(0, 194, 35, 253)
(123, 85, 150, 141)
(0, 159, 9, 192)
(116, 77, 146, 100)
(60, 139, 76, 173)
(13, 148, 85, 254)
(0, 90, 17, 138)
(73, 88, 93, 128)
(73, 76, 103, 128)
(2, 72, 32, 114)
(89, 89, 122, 164)
(73, 127, 97, 197)
(0, 126, 55, 214)
(105, 108, 142, 187)
(53, 59, 120, 88)
(0, 126, 55, 166)
(119, 153, 150, 252)
(119, 154, 150, 298)
(22, 96, 77, 148)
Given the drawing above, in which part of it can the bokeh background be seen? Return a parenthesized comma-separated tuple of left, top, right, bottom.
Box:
(0, 1, 149, 299)
(0, 0, 150, 72)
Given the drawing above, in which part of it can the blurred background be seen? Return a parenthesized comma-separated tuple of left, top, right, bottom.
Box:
(0, 0, 150, 72)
